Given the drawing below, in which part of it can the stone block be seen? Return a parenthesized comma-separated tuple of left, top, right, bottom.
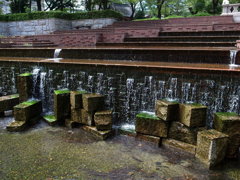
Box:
(0, 94, 19, 113)
(65, 119, 76, 129)
(54, 90, 70, 122)
(6, 121, 27, 132)
(70, 91, 87, 109)
(136, 133, 161, 146)
(81, 109, 94, 126)
(82, 93, 104, 112)
(196, 129, 229, 168)
(71, 108, 82, 123)
(135, 112, 169, 137)
(168, 121, 206, 145)
(162, 138, 196, 155)
(155, 99, 179, 121)
(94, 110, 112, 131)
(179, 103, 207, 127)
(14, 100, 42, 122)
(17, 73, 33, 102)
(214, 112, 240, 158)
(43, 115, 57, 126)
(82, 125, 114, 140)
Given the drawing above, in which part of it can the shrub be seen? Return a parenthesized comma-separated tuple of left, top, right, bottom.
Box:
(0, 10, 123, 22)
(134, 11, 145, 19)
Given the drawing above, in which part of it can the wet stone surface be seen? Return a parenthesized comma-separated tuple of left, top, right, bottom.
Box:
(0, 116, 240, 180)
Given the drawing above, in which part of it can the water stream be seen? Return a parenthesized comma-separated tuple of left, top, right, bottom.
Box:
(229, 50, 239, 68)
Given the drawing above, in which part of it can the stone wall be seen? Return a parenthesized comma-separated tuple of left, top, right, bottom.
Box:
(0, 18, 116, 36)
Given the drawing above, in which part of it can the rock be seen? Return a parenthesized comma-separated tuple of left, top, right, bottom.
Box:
(82, 93, 104, 112)
(70, 91, 87, 109)
(195, 129, 229, 169)
(65, 119, 76, 129)
(214, 112, 240, 158)
(17, 73, 33, 102)
(14, 100, 42, 122)
(82, 125, 114, 140)
(6, 121, 27, 132)
(135, 112, 169, 137)
(71, 108, 82, 123)
(0, 94, 19, 113)
(118, 128, 136, 137)
(81, 109, 94, 126)
(162, 138, 197, 155)
(54, 90, 70, 122)
(43, 115, 57, 126)
(179, 103, 207, 127)
(94, 110, 112, 131)
(168, 121, 206, 145)
(155, 100, 179, 121)
(136, 133, 161, 147)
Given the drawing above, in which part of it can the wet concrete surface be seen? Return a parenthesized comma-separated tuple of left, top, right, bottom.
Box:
(0, 114, 239, 180)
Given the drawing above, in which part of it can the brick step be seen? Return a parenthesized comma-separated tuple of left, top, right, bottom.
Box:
(125, 36, 240, 42)
(159, 31, 240, 36)
(11, 44, 57, 48)
(97, 42, 236, 47)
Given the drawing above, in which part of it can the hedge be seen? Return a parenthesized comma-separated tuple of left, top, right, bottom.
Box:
(0, 10, 123, 22)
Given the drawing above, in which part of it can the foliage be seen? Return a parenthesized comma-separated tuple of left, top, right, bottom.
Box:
(0, 9, 123, 21)
(134, 10, 145, 19)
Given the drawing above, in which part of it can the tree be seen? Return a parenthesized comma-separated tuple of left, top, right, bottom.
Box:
(157, 0, 165, 18)
(8, 0, 29, 13)
(44, 0, 76, 11)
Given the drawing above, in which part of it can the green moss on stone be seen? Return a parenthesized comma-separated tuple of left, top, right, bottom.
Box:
(54, 90, 70, 95)
(19, 73, 32, 77)
(15, 100, 39, 108)
(10, 94, 19, 98)
(186, 103, 204, 107)
(215, 112, 238, 117)
(136, 113, 159, 120)
(43, 115, 57, 122)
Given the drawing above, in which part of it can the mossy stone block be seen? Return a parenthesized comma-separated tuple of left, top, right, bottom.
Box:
(6, 121, 27, 132)
(0, 94, 19, 112)
(196, 129, 229, 169)
(14, 100, 42, 122)
(43, 115, 57, 126)
(179, 103, 207, 127)
(81, 109, 94, 126)
(82, 125, 114, 140)
(94, 110, 112, 131)
(17, 74, 33, 102)
(155, 100, 179, 121)
(214, 112, 240, 158)
(54, 90, 70, 122)
(70, 91, 87, 109)
(135, 112, 169, 137)
(82, 93, 104, 112)
(71, 108, 82, 123)
(168, 121, 206, 145)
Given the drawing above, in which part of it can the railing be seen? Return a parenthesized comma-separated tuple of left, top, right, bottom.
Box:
(222, 3, 240, 16)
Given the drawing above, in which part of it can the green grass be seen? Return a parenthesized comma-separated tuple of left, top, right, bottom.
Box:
(19, 73, 32, 77)
(136, 112, 159, 120)
(10, 94, 19, 98)
(54, 89, 70, 95)
(134, 17, 160, 21)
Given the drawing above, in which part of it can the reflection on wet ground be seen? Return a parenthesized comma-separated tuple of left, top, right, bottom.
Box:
(0, 115, 239, 179)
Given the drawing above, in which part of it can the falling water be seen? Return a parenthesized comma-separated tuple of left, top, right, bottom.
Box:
(166, 78, 178, 101)
(40, 72, 47, 112)
(125, 78, 135, 123)
(32, 68, 41, 98)
(11, 67, 17, 93)
(87, 75, 94, 93)
(54, 49, 62, 59)
(229, 50, 238, 67)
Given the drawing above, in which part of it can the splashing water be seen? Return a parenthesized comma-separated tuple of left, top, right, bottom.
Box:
(229, 50, 239, 68)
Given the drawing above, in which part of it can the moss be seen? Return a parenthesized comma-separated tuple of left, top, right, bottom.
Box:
(136, 113, 159, 120)
(75, 90, 87, 94)
(43, 115, 57, 122)
(186, 103, 204, 107)
(10, 94, 19, 98)
(15, 100, 39, 108)
(19, 73, 32, 77)
(162, 99, 179, 104)
(54, 89, 70, 95)
(215, 112, 238, 117)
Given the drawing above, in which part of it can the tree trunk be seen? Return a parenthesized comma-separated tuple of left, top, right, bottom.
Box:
(36, 0, 42, 11)
(157, 0, 165, 19)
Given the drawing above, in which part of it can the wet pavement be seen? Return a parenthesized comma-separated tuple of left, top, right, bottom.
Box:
(0, 114, 239, 180)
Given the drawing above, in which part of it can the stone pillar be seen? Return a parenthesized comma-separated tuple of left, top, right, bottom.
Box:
(155, 99, 179, 121)
(0, 94, 19, 116)
(179, 103, 207, 128)
(196, 129, 229, 169)
(54, 90, 70, 123)
(214, 112, 240, 158)
(17, 73, 33, 102)
(94, 110, 113, 131)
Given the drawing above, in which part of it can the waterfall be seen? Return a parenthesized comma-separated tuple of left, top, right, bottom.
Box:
(32, 68, 41, 98)
(11, 67, 17, 93)
(40, 72, 47, 112)
(166, 78, 178, 101)
(229, 50, 238, 67)
(125, 78, 135, 123)
(54, 49, 62, 58)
